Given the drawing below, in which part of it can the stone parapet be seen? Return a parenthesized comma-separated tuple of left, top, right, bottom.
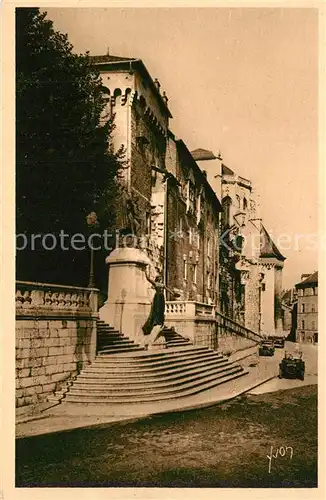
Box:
(16, 282, 99, 408)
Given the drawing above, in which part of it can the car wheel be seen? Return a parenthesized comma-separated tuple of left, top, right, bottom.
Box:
(300, 371, 305, 381)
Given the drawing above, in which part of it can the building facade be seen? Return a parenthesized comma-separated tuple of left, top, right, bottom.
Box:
(295, 272, 318, 343)
(92, 54, 222, 304)
(192, 150, 275, 334)
(92, 53, 285, 336)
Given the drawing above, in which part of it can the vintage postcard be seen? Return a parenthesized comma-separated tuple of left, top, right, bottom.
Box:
(1, 1, 325, 499)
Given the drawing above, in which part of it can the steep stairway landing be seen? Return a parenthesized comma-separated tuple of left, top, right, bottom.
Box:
(97, 321, 191, 353)
(97, 321, 145, 355)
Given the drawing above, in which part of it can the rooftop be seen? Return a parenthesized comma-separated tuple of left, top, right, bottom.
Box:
(90, 54, 172, 118)
(191, 148, 218, 161)
(91, 54, 136, 64)
(222, 164, 235, 176)
(296, 271, 318, 289)
(260, 225, 286, 262)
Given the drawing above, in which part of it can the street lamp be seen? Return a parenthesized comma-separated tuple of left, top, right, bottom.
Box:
(86, 211, 99, 288)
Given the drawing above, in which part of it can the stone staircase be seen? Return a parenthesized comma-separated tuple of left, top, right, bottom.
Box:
(58, 321, 249, 406)
(97, 321, 145, 355)
(97, 321, 191, 353)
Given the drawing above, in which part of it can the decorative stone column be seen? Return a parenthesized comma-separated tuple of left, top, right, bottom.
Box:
(99, 247, 153, 342)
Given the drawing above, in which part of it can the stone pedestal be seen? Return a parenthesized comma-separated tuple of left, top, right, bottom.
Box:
(99, 247, 153, 342)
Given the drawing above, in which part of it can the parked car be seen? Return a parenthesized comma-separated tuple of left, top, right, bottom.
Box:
(258, 340, 275, 356)
(268, 335, 285, 348)
(279, 351, 305, 380)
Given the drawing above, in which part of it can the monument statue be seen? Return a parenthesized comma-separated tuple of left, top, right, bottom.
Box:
(142, 265, 175, 337)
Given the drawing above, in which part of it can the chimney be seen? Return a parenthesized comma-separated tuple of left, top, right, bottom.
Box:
(106, 46, 110, 55)
(154, 78, 161, 92)
(202, 170, 207, 178)
(162, 91, 168, 106)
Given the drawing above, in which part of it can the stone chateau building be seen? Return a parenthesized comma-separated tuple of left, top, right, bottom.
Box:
(91, 52, 286, 336)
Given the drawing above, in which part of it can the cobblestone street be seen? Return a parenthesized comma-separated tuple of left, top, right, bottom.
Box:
(16, 382, 317, 488)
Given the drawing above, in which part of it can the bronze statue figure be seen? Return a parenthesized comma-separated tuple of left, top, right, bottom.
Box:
(142, 265, 175, 336)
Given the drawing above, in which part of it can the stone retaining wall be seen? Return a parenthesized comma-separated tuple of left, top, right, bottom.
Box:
(16, 282, 98, 408)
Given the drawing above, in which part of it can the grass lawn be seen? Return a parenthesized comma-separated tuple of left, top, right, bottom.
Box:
(16, 384, 317, 488)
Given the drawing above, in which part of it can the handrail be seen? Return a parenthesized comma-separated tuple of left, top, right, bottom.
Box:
(215, 310, 263, 342)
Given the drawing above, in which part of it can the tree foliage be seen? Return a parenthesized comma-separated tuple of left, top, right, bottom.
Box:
(16, 8, 124, 287)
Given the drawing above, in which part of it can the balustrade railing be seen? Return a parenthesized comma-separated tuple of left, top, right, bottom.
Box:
(165, 300, 263, 343)
(166, 301, 215, 317)
(166, 301, 187, 315)
(16, 281, 99, 313)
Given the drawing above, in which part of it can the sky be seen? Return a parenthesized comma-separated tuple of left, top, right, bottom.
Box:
(45, 7, 319, 289)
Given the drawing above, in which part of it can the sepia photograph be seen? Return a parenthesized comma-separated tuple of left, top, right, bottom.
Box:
(6, 2, 322, 493)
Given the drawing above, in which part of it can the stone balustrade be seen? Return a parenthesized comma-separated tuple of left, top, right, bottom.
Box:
(166, 301, 215, 318)
(166, 301, 187, 315)
(16, 281, 99, 408)
(165, 300, 262, 354)
(16, 281, 99, 317)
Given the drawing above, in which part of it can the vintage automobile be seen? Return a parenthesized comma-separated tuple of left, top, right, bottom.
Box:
(279, 351, 305, 380)
(268, 335, 285, 348)
(258, 339, 275, 356)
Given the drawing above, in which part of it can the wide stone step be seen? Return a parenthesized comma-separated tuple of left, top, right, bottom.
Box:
(92, 349, 224, 368)
(64, 369, 248, 404)
(79, 355, 230, 379)
(98, 330, 121, 335)
(96, 345, 209, 361)
(97, 346, 145, 355)
(167, 341, 191, 347)
(71, 362, 240, 392)
(98, 334, 127, 340)
(87, 349, 224, 369)
(99, 340, 137, 348)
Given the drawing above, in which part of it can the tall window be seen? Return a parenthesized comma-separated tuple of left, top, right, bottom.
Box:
(193, 263, 197, 284)
(301, 303, 305, 313)
(243, 197, 248, 211)
(312, 320, 316, 330)
(183, 257, 187, 281)
(187, 181, 196, 213)
(146, 212, 151, 235)
(301, 320, 305, 330)
(236, 195, 241, 209)
(188, 227, 193, 244)
(221, 196, 232, 227)
(207, 272, 211, 290)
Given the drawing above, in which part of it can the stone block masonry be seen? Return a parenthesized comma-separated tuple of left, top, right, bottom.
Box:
(16, 282, 99, 408)
(165, 301, 260, 356)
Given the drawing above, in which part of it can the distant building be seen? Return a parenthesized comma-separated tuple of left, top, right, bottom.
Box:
(192, 149, 284, 335)
(260, 225, 286, 335)
(295, 271, 318, 343)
